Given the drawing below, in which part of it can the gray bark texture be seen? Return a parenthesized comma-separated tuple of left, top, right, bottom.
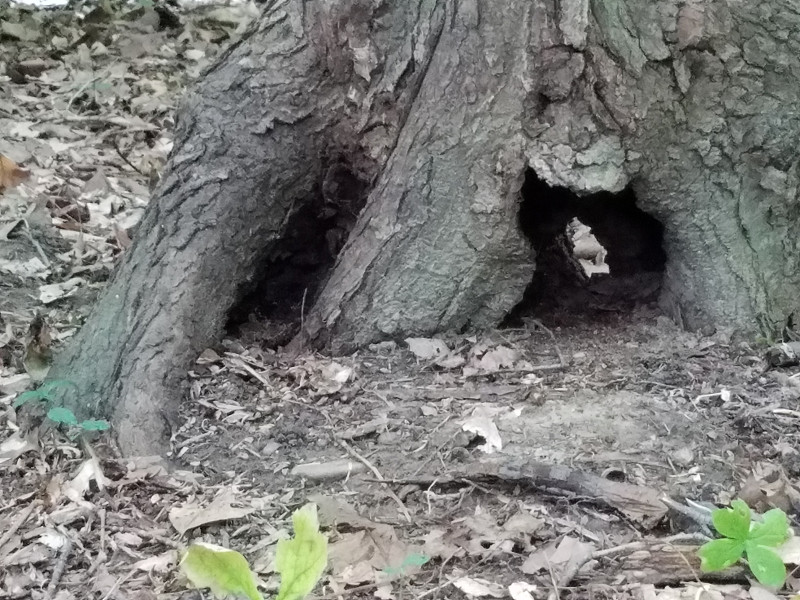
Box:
(50, 0, 800, 454)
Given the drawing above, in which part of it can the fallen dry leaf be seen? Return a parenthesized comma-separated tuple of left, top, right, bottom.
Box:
(64, 457, 108, 502)
(0, 432, 39, 466)
(134, 550, 179, 573)
(460, 405, 508, 454)
(451, 576, 504, 598)
(520, 536, 595, 577)
(168, 488, 255, 535)
(0, 153, 30, 192)
(508, 581, 537, 600)
(406, 337, 450, 360)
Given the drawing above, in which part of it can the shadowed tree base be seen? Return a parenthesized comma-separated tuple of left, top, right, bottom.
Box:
(49, 0, 800, 455)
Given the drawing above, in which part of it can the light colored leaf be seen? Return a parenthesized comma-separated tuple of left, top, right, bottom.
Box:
(47, 406, 78, 426)
(748, 509, 790, 547)
(508, 581, 537, 600)
(65, 457, 108, 499)
(276, 503, 327, 600)
(712, 500, 750, 539)
(745, 543, 787, 588)
(0, 432, 39, 466)
(405, 337, 450, 360)
(169, 489, 255, 535)
(477, 346, 519, 372)
(774, 534, 800, 564)
(697, 538, 745, 572)
(180, 542, 262, 600)
(452, 576, 504, 598)
(135, 549, 178, 573)
(38, 277, 84, 304)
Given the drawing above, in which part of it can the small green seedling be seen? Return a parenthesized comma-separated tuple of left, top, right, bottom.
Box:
(382, 553, 430, 577)
(698, 499, 790, 587)
(181, 543, 262, 600)
(275, 503, 328, 600)
(13, 380, 110, 433)
(180, 503, 328, 600)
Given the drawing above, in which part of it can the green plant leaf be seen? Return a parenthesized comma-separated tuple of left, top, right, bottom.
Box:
(712, 500, 751, 540)
(180, 542, 262, 600)
(745, 543, 787, 588)
(275, 503, 328, 600)
(46, 406, 78, 426)
(79, 419, 111, 431)
(13, 380, 78, 408)
(749, 509, 790, 547)
(13, 389, 45, 408)
(698, 538, 746, 572)
(383, 553, 431, 576)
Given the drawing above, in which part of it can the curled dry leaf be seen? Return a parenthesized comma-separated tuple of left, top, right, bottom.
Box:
(169, 489, 255, 535)
(0, 431, 39, 466)
(451, 577, 505, 598)
(405, 337, 450, 360)
(0, 154, 30, 192)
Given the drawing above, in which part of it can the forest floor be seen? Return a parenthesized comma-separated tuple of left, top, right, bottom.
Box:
(2, 3, 800, 600)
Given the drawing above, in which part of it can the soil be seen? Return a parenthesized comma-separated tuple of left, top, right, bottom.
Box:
(2, 3, 800, 600)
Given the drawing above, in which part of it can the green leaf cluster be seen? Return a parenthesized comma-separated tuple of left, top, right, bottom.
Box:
(180, 503, 328, 600)
(698, 499, 790, 588)
(13, 379, 110, 432)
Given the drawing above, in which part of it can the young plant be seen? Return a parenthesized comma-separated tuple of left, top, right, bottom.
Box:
(382, 553, 431, 577)
(698, 499, 790, 588)
(180, 503, 328, 600)
(13, 380, 110, 433)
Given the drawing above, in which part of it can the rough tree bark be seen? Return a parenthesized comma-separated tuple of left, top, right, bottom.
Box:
(50, 0, 800, 455)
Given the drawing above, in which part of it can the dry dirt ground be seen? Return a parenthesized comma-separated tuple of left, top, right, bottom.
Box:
(2, 3, 800, 600)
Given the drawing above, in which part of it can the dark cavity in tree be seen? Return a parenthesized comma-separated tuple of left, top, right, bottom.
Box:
(227, 161, 369, 346)
(510, 169, 667, 320)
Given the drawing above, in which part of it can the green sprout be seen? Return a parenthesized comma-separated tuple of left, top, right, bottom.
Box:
(698, 499, 790, 588)
(180, 503, 328, 600)
(382, 553, 430, 577)
(13, 379, 110, 433)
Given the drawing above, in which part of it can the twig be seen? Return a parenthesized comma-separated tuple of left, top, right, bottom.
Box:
(22, 219, 51, 267)
(417, 542, 504, 599)
(100, 567, 136, 600)
(551, 531, 714, 591)
(546, 557, 561, 600)
(462, 363, 566, 378)
(112, 135, 144, 175)
(67, 64, 117, 112)
(530, 319, 567, 367)
(300, 287, 307, 331)
(0, 500, 39, 557)
(410, 416, 453, 477)
(224, 353, 271, 387)
(663, 532, 712, 543)
(592, 540, 646, 558)
(316, 582, 378, 599)
(336, 439, 412, 523)
(44, 537, 73, 599)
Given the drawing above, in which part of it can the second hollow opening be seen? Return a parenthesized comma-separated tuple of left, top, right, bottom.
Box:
(514, 169, 667, 318)
(226, 160, 369, 347)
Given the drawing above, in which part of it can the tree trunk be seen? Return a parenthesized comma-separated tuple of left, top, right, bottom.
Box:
(51, 0, 800, 455)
